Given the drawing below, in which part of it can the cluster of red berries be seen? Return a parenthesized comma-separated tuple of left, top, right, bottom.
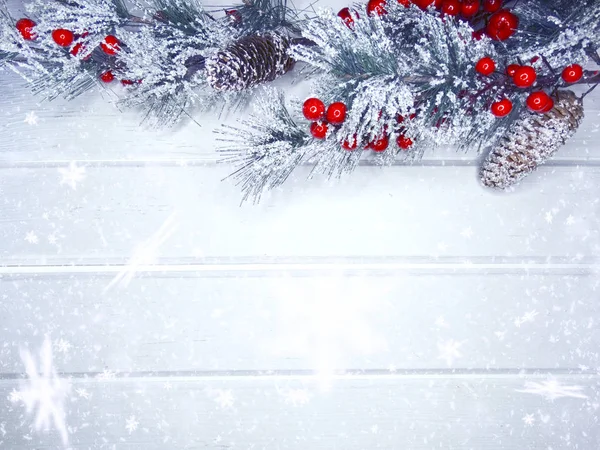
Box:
(360, 0, 487, 20)
(340, 0, 519, 43)
(303, 97, 348, 139)
(303, 97, 414, 152)
(474, 56, 585, 117)
(15, 18, 136, 85)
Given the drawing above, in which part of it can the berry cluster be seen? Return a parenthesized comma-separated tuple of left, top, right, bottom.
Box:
(474, 55, 585, 117)
(303, 97, 347, 139)
(341, 0, 519, 44)
(303, 97, 414, 152)
(15, 17, 137, 86)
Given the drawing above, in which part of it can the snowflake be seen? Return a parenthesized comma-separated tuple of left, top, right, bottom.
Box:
(494, 331, 506, 341)
(10, 337, 71, 445)
(163, 382, 173, 391)
(75, 388, 90, 399)
(47, 234, 58, 245)
(544, 211, 553, 224)
(24, 231, 39, 244)
(370, 425, 379, 434)
(565, 215, 575, 225)
(516, 379, 588, 400)
(522, 413, 535, 426)
(514, 310, 539, 327)
(213, 389, 235, 409)
(58, 162, 86, 190)
(54, 339, 71, 355)
(24, 111, 38, 125)
(460, 227, 473, 238)
(125, 415, 139, 434)
(437, 339, 464, 367)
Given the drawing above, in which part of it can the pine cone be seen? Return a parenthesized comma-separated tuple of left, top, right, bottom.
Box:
(480, 90, 584, 190)
(205, 34, 295, 91)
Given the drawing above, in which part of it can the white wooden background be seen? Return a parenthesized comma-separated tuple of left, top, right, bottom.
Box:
(2, 1, 600, 448)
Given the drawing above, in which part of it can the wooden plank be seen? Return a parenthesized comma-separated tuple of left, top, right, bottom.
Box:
(0, 272, 598, 373)
(0, 71, 599, 163)
(1, 374, 599, 449)
(0, 165, 599, 263)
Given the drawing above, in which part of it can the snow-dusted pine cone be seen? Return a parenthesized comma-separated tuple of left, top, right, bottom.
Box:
(480, 90, 584, 190)
(205, 34, 295, 91)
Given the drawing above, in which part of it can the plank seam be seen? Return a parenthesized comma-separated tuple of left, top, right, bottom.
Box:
(2, 159, 600, 169)
(0, 261, 599, 276)
(0, 368, 597, 382)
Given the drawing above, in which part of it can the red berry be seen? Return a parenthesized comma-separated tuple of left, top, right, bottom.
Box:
(70, 42, 88, 57)
(539, 97, 554, 113)
(472, 30, 485, 40)
(326, 102, 347, 124)
(310, 121, 328, 139)
(225, 9, 242, 23)
(303, 98, 326, 121)
(475, 57, 496, 76)
(369, 135, 389, 152)
(367, 0, 387, 16)
(396, 135, 413, 150)
(397, 0, 410, 6)
(412, 0, 436, 9)
(506, 64, 520, 77)
(396, 113, 416, 123)
(338, 8, 359, 28)
(526, 91, 551, 112)
(491, 98, 512, 117)
(461, 0, 480, 17)
(101, 35, 120, 55)
(342, 135, 358, 150)
(100, 71, 115, 83)
(16, 18, 36, 40)
(482, 0, 502, 13)
(513, 65, 536, 88)
(561, 64, 583, 83)
(441, 0, 460, 15)
(487, 9, 518, 41)
(52, 29, 74, 47)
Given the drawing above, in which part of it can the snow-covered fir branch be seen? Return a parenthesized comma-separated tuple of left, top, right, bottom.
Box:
(219, 0, 600, 199)
(0, 0, 303, 124)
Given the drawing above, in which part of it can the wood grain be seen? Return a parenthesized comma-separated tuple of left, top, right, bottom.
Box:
(1, 374, 599, 449)
(1, 165, 599, 263)
(1, 2, 599, 447)
(0, 272, 598, 374)
(0, 72, 599, 163)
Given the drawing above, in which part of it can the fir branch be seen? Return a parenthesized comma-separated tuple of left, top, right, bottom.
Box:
(25, 0, 130, 33)
(216, 89, 312, 202)
(505, 0, 600, 66)
(227, 0, 302, 35)
(148, 0, 217, 36)
(293, 4, 502, 148)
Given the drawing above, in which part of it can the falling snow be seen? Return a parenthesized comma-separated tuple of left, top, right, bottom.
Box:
(10, 338, 70, 445)
(125, 415, 139, 434)
(0, 0, 599, 448)
(437, 340, 464, 367)
(58, 162, 86, 190)
(24, 111, 38, 125)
